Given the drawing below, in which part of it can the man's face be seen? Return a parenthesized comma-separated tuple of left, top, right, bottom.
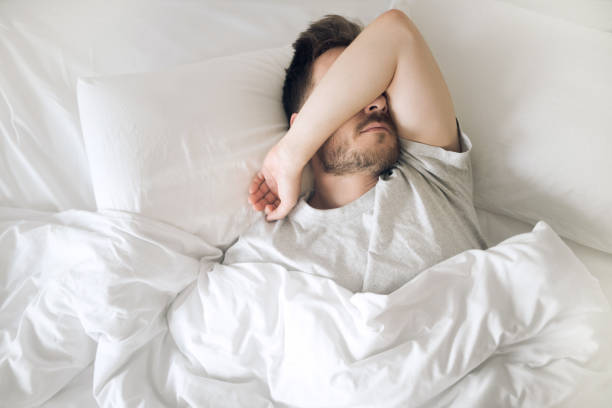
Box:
(305, 47, 400, 176)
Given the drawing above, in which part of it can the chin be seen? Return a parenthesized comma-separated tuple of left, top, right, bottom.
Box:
(356, 131, 389, 146)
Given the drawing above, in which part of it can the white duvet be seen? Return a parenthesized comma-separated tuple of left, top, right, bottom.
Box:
(0, 207, 611, 407)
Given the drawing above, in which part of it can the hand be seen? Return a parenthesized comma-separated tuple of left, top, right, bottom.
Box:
(248, 141, 303, 222)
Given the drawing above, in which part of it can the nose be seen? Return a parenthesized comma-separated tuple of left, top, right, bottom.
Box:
(364, 93, 388, 114)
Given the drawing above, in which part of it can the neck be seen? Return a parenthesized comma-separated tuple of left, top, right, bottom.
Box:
(308, 159, 378, 210)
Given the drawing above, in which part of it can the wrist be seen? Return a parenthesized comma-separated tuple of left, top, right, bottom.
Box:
(276, 132, 311, 170)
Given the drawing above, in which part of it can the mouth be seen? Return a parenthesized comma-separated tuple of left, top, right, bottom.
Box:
(360, 122, 390, 134)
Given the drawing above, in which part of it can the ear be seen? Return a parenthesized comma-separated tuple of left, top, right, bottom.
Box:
(290, 113, 298, 127)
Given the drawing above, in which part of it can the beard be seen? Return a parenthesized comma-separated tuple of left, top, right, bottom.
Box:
(317, 112, 400, 176)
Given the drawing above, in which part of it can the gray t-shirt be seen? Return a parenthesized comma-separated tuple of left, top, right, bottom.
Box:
(223, 121, 487, 294)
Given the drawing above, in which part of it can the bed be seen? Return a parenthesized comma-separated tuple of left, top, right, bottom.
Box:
(1, 0, 611, 406)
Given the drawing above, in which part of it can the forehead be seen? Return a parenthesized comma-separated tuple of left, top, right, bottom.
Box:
(311, 46, 346, 87)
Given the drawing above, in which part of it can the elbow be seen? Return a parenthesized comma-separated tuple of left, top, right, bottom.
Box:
(375, 9, 419, 37)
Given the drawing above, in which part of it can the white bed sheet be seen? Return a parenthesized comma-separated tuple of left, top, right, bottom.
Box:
(21, 209, 610, 407)
(0, 207, 610, 407)
(32, 207, 612, 407)
(476, 208, 612, 304)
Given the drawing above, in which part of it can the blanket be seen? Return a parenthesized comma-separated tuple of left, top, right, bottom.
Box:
(0, 207, 611, 407)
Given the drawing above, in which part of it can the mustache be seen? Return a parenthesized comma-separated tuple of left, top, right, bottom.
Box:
(357, 111, 397, 134)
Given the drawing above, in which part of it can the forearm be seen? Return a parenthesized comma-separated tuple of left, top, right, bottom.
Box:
(278, 10, 416, 167)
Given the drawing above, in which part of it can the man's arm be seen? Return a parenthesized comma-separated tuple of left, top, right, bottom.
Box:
(250, 9, 459, 220)
(277, 9, 459, 169)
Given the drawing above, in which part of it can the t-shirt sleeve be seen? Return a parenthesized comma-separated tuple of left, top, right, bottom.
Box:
(395, 118, 475, 200)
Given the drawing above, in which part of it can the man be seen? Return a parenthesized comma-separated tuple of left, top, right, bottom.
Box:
(223, 10, 487, 294)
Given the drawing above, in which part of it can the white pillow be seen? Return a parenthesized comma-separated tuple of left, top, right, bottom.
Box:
(499, 0, 612, 32)
(395, 0, 612, 253)
(77, 47, 296, 249)
(80, 1, 612, 254)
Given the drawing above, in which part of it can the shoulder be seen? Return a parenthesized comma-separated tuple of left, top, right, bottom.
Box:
(396, 120, 472, 172)
(380, 123, 475, 199)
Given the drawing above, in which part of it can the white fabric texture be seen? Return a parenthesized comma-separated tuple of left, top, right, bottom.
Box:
(395, 0, 612, 253)
(77, 47, 295, 249)
(499, 0, 612, 31)
(0, 0, 388, 212)
(2, 0, 612, 405)
(0, 207, 610, 407)
(475, 207, 612, 304)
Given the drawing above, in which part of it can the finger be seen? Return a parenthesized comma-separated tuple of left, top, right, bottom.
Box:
(252, 180, 270, 197)
(251, 196, 267, 212)
(248, 187, 267, 204)
(248, 178, 273, 205)
(248, 172, 264, 194)
(252, 191, 276, 208)
(249, 172, 272, 196)
(255, 194, 273, 210)
(253, 200, 266, 212)
(264, 204, 275, 215)
(264, 191, 278, 204)
(266, 200, 294, 222)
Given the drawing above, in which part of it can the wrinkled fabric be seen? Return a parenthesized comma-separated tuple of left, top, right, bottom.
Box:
(1, 207, 611, 407)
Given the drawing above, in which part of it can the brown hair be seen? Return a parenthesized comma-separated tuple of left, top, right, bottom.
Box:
(282, 15, 362, 124)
